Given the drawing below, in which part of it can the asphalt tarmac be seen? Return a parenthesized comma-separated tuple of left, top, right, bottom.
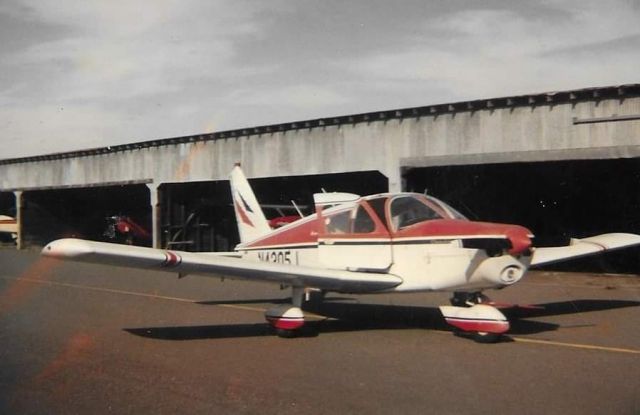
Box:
(1, 248, 639, 414)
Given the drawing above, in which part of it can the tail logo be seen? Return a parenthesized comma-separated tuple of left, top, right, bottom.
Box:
(235, 195, 255, 227)
(239, 194, 254, 213)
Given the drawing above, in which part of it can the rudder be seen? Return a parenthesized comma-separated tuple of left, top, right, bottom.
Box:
(229, 164, 272, 244)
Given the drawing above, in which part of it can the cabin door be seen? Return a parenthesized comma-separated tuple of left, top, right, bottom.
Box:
(318, 202, 392, 271)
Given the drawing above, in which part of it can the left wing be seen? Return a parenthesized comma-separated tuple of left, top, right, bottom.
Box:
(531, 233, 640, 267)
(42, 238, 402, 293)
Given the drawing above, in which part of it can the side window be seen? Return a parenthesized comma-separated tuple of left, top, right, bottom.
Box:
(325, 210, 351, 234)
(353, 205, 376, 233)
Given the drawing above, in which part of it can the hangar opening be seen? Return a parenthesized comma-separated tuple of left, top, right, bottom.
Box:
(0, 192, 15, 213)
(161, 170, 388, 252)
(22, 184, 151, 248)
(403, 158, 640, 274)
(160, 181, 236, 252)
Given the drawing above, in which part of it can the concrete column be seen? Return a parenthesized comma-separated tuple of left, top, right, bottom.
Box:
(382, 128, 402, 193)
(146, 184, 161, 249)
(14, 191, 23, 250)
(381, 160, 403, 193)
(385, 168, 403, 193)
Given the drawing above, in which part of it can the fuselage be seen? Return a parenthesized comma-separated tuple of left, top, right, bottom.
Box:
(235, 193, 533, 293)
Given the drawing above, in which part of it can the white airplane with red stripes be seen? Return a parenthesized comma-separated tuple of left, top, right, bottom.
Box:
(43, 165, 640, 342)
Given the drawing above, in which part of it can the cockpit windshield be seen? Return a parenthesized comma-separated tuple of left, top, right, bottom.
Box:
(390, 196, 443, 230)
(425, 196, 468, 220)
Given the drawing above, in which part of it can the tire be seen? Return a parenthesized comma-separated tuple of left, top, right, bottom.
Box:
(275, 328, 297, 338)
(473, 332, 502, 343)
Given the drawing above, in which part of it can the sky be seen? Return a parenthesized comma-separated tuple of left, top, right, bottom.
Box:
(0, 0, 639, 159)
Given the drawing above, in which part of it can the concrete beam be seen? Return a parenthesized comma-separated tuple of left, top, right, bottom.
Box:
(401, 145, 640, 169)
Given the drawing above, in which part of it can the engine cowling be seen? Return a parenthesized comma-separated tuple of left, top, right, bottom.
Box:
(470, 255, 526, 287)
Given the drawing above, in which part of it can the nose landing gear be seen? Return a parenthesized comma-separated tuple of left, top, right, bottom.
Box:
(440, 291, 508, 343)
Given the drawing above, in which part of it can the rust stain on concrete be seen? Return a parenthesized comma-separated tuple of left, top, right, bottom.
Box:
(0, 256, 59, 315)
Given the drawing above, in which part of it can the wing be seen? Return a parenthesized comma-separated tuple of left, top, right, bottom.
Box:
(42, 238, 402, 293)
(530, 233, 640, 267)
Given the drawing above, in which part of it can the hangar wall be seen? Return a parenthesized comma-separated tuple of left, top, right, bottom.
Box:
(1, 85, 639, 193)
(0, 84, 639, 255)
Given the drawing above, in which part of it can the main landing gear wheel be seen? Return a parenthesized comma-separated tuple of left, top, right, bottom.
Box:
(265, 287, 306, 338)
(275, 328, 298, 338)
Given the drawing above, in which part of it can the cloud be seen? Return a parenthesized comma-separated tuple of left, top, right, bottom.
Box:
(0, 1, 284, 157)
(0, 103, 123, 155)
(230, 84, 350, 108)
(0, 0, 638, 159)
(2, 1, 270, 102)
(342, 1, 640, 100)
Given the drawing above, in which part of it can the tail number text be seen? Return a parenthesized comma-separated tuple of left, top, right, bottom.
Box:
(257, 250, 292, 264)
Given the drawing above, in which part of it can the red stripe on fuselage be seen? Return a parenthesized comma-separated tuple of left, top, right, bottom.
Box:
(243, 215, 318, 249)
(394, 219, 526, 238)
(241, 216, 533, 254)
(395, 220, 532, 254)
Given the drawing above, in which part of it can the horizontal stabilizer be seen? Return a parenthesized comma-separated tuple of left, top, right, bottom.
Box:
(531, 233, 640, 267)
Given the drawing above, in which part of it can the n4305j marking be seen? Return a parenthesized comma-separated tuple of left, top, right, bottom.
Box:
(257, 251, 292, 264)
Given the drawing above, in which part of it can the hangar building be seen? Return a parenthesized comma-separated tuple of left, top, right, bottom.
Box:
(1, 84, 639, 272)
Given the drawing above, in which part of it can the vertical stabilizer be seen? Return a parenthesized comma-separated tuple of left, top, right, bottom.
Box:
(230, 165, 272, 243)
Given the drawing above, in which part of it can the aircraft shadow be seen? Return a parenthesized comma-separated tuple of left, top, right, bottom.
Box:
(123, 298, 638, 341)
(195, 298, 288, 306)
(308, 301, 560, 336)
(125, 323, 286, 340)
(503, 299, 640, 319)
(195, 296, 355, 306)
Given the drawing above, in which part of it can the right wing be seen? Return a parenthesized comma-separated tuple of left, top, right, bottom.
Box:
(530, 233, 640, 267)
(42, 238, 402, 293)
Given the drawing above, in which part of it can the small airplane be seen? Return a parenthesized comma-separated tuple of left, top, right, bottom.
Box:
(0, 214, 18, 242)
(42, 165, 640, 342)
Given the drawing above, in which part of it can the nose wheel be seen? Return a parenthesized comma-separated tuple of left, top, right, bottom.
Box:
(450, 291, 490, 307)
(441, 292, 508, 343)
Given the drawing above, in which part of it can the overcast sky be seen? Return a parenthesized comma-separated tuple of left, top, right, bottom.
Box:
(0, 0, 638, 159)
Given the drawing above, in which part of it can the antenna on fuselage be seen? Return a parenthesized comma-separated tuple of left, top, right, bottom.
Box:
(291, 200, 304, 218)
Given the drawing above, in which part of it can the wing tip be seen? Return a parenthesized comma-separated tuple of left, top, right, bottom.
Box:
(42, 238, 94, 259)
